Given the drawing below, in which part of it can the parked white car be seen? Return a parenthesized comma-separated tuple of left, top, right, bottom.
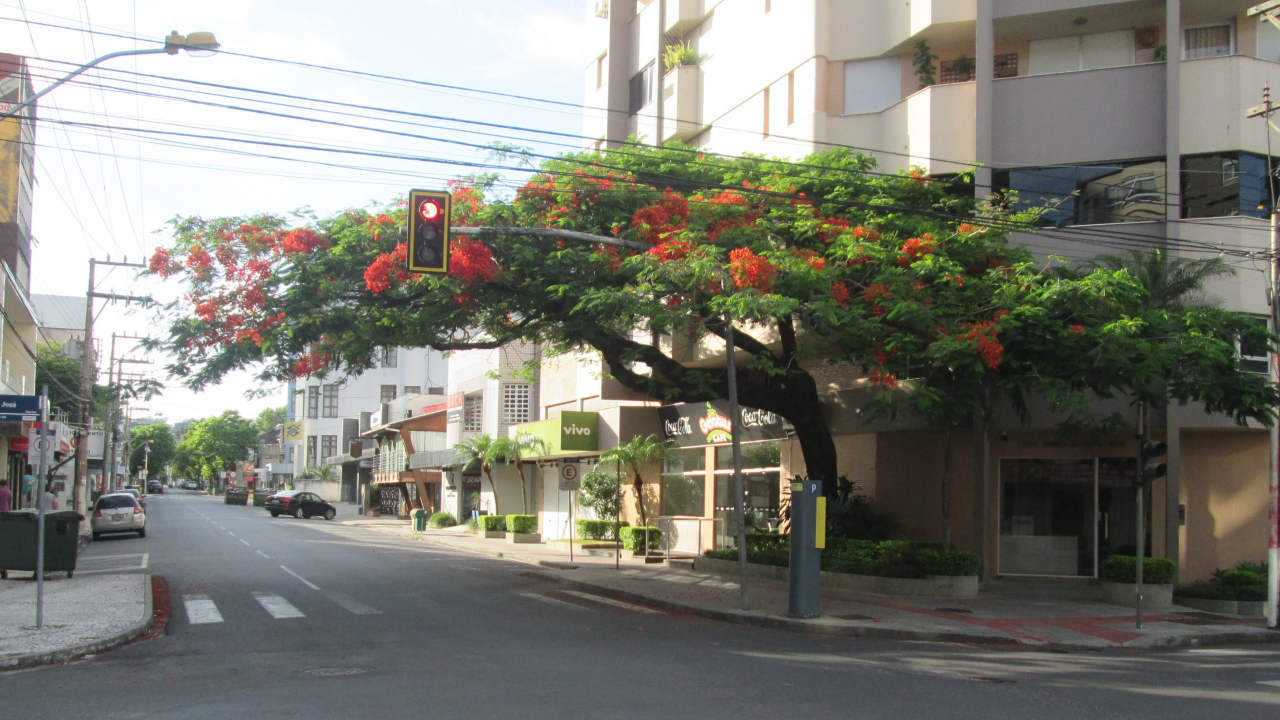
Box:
(91, 493, 146, 540)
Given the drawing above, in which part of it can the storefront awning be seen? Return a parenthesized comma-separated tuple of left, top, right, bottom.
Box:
(409, 448, 457, 470)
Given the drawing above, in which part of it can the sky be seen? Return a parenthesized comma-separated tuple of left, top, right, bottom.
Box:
(0, 0, 587, 425)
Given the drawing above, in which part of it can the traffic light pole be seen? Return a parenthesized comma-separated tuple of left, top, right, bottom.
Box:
(1270, 209, 1279, 629)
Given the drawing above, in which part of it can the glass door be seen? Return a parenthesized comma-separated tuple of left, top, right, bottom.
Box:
(998, 458, 1097, 577)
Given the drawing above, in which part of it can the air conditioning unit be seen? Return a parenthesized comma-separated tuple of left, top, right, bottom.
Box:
(594, 0, 609, 19)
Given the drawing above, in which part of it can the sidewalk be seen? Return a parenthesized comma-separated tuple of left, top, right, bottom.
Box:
(347, 519, 1280, 651)
(0, 574, 153, 670)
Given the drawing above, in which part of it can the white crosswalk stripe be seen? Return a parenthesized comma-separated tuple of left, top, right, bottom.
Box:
(182, 594, 224, 624)
(253, 592, 306, 619)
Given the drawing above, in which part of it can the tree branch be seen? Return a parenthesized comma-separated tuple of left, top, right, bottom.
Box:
(454, 226, 649, 251)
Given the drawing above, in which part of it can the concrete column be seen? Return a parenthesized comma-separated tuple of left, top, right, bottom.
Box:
(1163, 1, 1183, 579)
(974, 0, 995, 196)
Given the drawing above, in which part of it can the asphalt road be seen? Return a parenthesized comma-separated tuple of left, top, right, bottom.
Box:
(3, 489, 1280, 719)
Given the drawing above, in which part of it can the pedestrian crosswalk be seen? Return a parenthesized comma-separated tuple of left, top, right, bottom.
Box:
(180, 590, 381, 625)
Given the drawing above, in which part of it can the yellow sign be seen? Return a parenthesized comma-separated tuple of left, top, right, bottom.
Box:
(815, 497, 826, 549)
(283, 421, 302, 440)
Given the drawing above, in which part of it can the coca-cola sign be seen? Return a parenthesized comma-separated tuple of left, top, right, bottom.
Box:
(657, 401, 786, 447)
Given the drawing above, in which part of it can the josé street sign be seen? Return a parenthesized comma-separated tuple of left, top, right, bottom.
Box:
(0, 394, 39, 421)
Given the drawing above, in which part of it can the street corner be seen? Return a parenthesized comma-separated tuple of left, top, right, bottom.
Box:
(0, 573, 153, 671)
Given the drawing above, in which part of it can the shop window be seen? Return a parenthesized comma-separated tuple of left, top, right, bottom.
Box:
(503, 384, 532, 425)
(463, 395, 483, 432)
(321, 435, 337, 460)
(307, 386, 319, 419)
(322, 384, 339, 418)
(716, 441, 781, 470)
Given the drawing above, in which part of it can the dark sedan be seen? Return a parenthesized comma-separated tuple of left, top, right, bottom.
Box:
(265, 490, 336, 520)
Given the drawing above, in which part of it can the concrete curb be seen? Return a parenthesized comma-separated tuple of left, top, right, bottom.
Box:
(0, 573, 154, 672)
(348, 523, 1280, 652)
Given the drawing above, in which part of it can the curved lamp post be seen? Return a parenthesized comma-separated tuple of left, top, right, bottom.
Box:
(0, 30, 220, 120)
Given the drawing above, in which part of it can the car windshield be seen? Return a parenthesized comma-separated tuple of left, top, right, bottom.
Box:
(97, 496, 137, 510)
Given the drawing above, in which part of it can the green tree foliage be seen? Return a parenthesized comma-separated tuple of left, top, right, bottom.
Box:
(579, 458, 624, 528)
(491, 431, 548, 513)
(452, 434, 504, 515)
(174, 411, 258, 485)
(147, 144, 1279, 498)
(255, 405, 287, 434)
(35, 342, 90, 417)
(600, 434, 672, 527)
(129, 423, 176, 476)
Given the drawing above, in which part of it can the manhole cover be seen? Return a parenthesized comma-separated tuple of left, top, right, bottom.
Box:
(303, 667, 367, 677)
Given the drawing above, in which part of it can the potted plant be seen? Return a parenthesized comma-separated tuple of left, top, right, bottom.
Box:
(506, 514, 541, 544)
(478, 514, 506, 539)
(1100, 555, 1175, 610)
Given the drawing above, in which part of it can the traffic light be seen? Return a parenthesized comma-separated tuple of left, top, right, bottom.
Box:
(406, 189, 451, 273)
(1137, 435, 1168, 487)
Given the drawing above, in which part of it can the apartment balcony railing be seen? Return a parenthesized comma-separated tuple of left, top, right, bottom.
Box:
(661, 65, 701, 143)
(664, 0, 708, 37)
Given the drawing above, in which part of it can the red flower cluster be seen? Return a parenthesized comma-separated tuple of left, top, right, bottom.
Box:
(450, 237, 501, 285)
(897, 235, 935, 266)
(594, 245, 623, 271)
(728, 247, 776, 292)
(364, 243, 411, 295)
(831, 282, 850, 305)
(281, 228, 327, 254)
(632, 191, 689, 244)
(293, 348, 333, 377)
(448, 179, 486, 227)
(650, 239, 693, 262)
(791, 249, 826, 271)
(869, 369, 899, 389)
(815, 216, 851, 244)
(994, 309, 1010, 321)
(961, 320, 1004, 369)
(1069, 324, 1086, 334)
(863, 282, 892, 303)
(149, 247, 178, 278)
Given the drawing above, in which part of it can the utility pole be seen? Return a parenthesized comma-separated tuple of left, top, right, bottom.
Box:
(1246, 78, 1280, 629)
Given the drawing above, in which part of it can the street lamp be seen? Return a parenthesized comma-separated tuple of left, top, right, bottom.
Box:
(0, 30, 220, 120)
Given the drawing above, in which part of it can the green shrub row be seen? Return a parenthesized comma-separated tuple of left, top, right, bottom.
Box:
(478, 515, 507, 532)
(1176, 560, 1268, 601)
(506, 515, 537, 534)
(427, 511, 457, 528)
(1100, 555, 1176, 585)
(576, 519, 628, 540)
(704, 535, 981, 577)
(619, 526, 662, 551)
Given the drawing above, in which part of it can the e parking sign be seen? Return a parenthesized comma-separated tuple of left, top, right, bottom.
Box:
(558, 460, 581, 492)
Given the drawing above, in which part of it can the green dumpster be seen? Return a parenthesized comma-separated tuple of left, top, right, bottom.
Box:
(0, 510, 84, 580)
(412, 508, 428, 532)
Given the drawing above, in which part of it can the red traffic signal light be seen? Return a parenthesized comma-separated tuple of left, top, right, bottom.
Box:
(407, 189, 451, 273)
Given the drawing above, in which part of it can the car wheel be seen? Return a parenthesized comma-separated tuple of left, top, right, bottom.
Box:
(92, 532, 101, 541)
(323, 509, 335, 521)
(270, 511, 280, 518)
(138, 527, 146, 538)
(294, 508, 304, 519)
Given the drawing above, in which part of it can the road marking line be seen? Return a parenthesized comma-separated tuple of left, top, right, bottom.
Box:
(280, 565, 320, 590)
(1259, 680, 1280, 688)
(327, 593, 381, 615)
(560, 590, 662, 614)
(519, 591, 591, 611)
(182, 595, 224, 624)
(253, 592, 305, 619)
(257, 550, 270, 559)
(240, 539, 251, 546)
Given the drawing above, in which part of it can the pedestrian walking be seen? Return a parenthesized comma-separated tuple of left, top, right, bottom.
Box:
(40, 485, 59, 512)
(0, 478, 11, 512)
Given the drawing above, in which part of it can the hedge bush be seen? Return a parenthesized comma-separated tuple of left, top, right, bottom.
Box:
(704, 538, 981, 578)
(576, 519, 623, 541)
(1177, 560, 1268, 601)
(465, 516, 479, 534)
(478, 515, 507, 532)
(1100, 555, 1176, 585)
(506, 515, 537, 534)
(427, 511, 457, 528)
(619, 526, 662, 551)
(915, 549, 983, 577)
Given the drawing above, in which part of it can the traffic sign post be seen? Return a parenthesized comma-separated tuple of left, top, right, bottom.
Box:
(35, 387, 49, 628)
(560, 461, 581, 563)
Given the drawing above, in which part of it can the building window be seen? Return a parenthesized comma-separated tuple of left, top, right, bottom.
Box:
(321, 435, 338, 460)
(1184, 23, 1233, 60)
(502, 384, 532, 425)
(380, 347, 398, 368)
(306, 436, 317, 467)
(322, 384, 339, 418)
(428, 386, 445, 395)
(381, 385, 397, 403)
(994, 53, 1018, 78)
(404, 386, 421, 396)
(307, 386, 319, 419)
(628, 62, 654, 115)
(993, 159, 1167, 227)
(463, 395, 483, 432)
(1221, 157, 1240, 186)
(1183, 152, 1272, 219)
(1240, 316, 1270, 374)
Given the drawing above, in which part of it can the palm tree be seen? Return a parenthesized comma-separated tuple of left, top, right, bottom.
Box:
(312, 464, 339, 483)
(600, 434, 672, 529)
(1089, 249, 1233, 311)
(492, 431, 548, 514)
(453, 434, 503, 515)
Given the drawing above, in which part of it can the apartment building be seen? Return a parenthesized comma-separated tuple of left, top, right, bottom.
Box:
(293, 346, 448, 503)
(583, 0, 1277, 583)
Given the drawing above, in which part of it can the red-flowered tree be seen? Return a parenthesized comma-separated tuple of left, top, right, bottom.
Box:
(148, 147, 1278, 502)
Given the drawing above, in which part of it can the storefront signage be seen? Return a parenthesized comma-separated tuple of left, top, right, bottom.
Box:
(283, 421, 302, 440)
(559, 412, 598, 451)
(658, 400, 786, 447)
(446, 392, 464, 424)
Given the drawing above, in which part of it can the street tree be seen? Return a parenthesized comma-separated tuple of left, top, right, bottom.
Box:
(175, 411, 258, 488)
(147, 144, 1279, 500)
(255, 405, 287, 434)
(35, 342, 88, 418)
(492, 431, 548, 514)
(600, 434, 672, 528)
(129, 423, 176, 477)
(452, 434, 504, 515)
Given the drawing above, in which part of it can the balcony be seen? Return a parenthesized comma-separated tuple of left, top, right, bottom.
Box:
(827, 81, 976, 175)
(664, 0, 708, 37)
(661, 65, 701, 143)
(1181, 55, 1280, 156)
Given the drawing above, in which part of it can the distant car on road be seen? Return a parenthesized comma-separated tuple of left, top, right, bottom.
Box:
(91, 493, 146, 539)
(117, 488, 141, 501)
(182, 480, 198, 490)
(265, 490, 336, 520)
(147, 480, 164, 495)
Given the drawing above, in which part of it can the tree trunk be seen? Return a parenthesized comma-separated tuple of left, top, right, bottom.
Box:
(941, 427, 955, 549)
(515, 459, 529, 514)
(632, 471, 647, 527)
(786, 408, 839, 498)
(484, 465, 500, 516)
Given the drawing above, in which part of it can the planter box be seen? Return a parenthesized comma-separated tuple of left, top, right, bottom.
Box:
(1174, 596, 1267, 617)
(1101, 581, 1173, 611)
(508, 532, 541, 544)
(693, 556, 979, 598)
(483, 530, 506, 539)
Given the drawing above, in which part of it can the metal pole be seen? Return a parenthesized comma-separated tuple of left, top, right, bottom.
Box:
(1136, 401, 1146, 629)
(0, 47, 170, 120)
(1270, 209, 1280, 629)
(35, 386, 49, 628)
(569, 488, 574, 564)
(73, 260, 95, 516)
(724, 319, 750, 611)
